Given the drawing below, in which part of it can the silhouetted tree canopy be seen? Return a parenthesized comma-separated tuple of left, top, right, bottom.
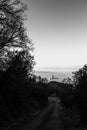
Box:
(0, 1, 50, 127)
(0, 0, 31, 49)
(0, 0, 34, 76)
(73, 64, 87, 88)
(3, 50, 34, 82)
(72, 64, 87, 121)
(62, 77, 73, 85)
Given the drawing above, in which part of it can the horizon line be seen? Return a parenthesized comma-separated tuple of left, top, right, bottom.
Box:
(34, 65, 82, 72)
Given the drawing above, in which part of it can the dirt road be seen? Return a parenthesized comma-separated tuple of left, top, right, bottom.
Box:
(7, 101, 65, 130)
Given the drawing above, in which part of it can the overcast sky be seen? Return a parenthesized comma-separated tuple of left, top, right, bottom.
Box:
(22, 0, 87, 70)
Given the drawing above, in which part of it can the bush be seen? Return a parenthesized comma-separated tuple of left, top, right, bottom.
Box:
(73, 65, 87, 121)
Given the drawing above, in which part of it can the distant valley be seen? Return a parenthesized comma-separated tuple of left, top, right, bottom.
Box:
(34, 66, 81, 82)
(34, 71, 72, 82)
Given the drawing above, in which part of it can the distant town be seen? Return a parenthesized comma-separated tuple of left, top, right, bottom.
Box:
(48, 75, 58, 81)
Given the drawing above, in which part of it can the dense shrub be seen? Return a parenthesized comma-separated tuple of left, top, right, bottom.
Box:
(0, 52, 48, 128)
(73, 65, 87, 121)
(0, 0, 49, 128)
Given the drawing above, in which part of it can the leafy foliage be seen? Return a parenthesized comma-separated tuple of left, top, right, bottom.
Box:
(72, 65, 87, 121)
(0, 1, 49, 128)
(72, 64, 87, 100)
(0, 0, 31, 49)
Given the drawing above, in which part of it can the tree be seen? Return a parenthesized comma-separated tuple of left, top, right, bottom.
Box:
(0, 0, 32, 49)
(73, 65, 87, 121)
(0, 0, 35, 119)
(0, 48, 35, 117)
(4, 49, 34, 83)
(72, 64, 87, 91)
(62, 77, 73, 85)
(0, 0, 34, 78)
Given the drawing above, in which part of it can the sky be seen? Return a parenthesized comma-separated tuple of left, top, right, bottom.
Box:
(22, 0, 87, 70)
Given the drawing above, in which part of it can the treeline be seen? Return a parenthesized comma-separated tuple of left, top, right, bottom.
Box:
(0, 50, 49, 127)
(73, 65, 87, 122)
(0, 0, 49, 128)
(49, 65, 87, 123)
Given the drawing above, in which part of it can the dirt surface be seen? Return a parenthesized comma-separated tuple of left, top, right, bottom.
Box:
(6, 99, 84, 130)
(6, 100, 66, 130)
